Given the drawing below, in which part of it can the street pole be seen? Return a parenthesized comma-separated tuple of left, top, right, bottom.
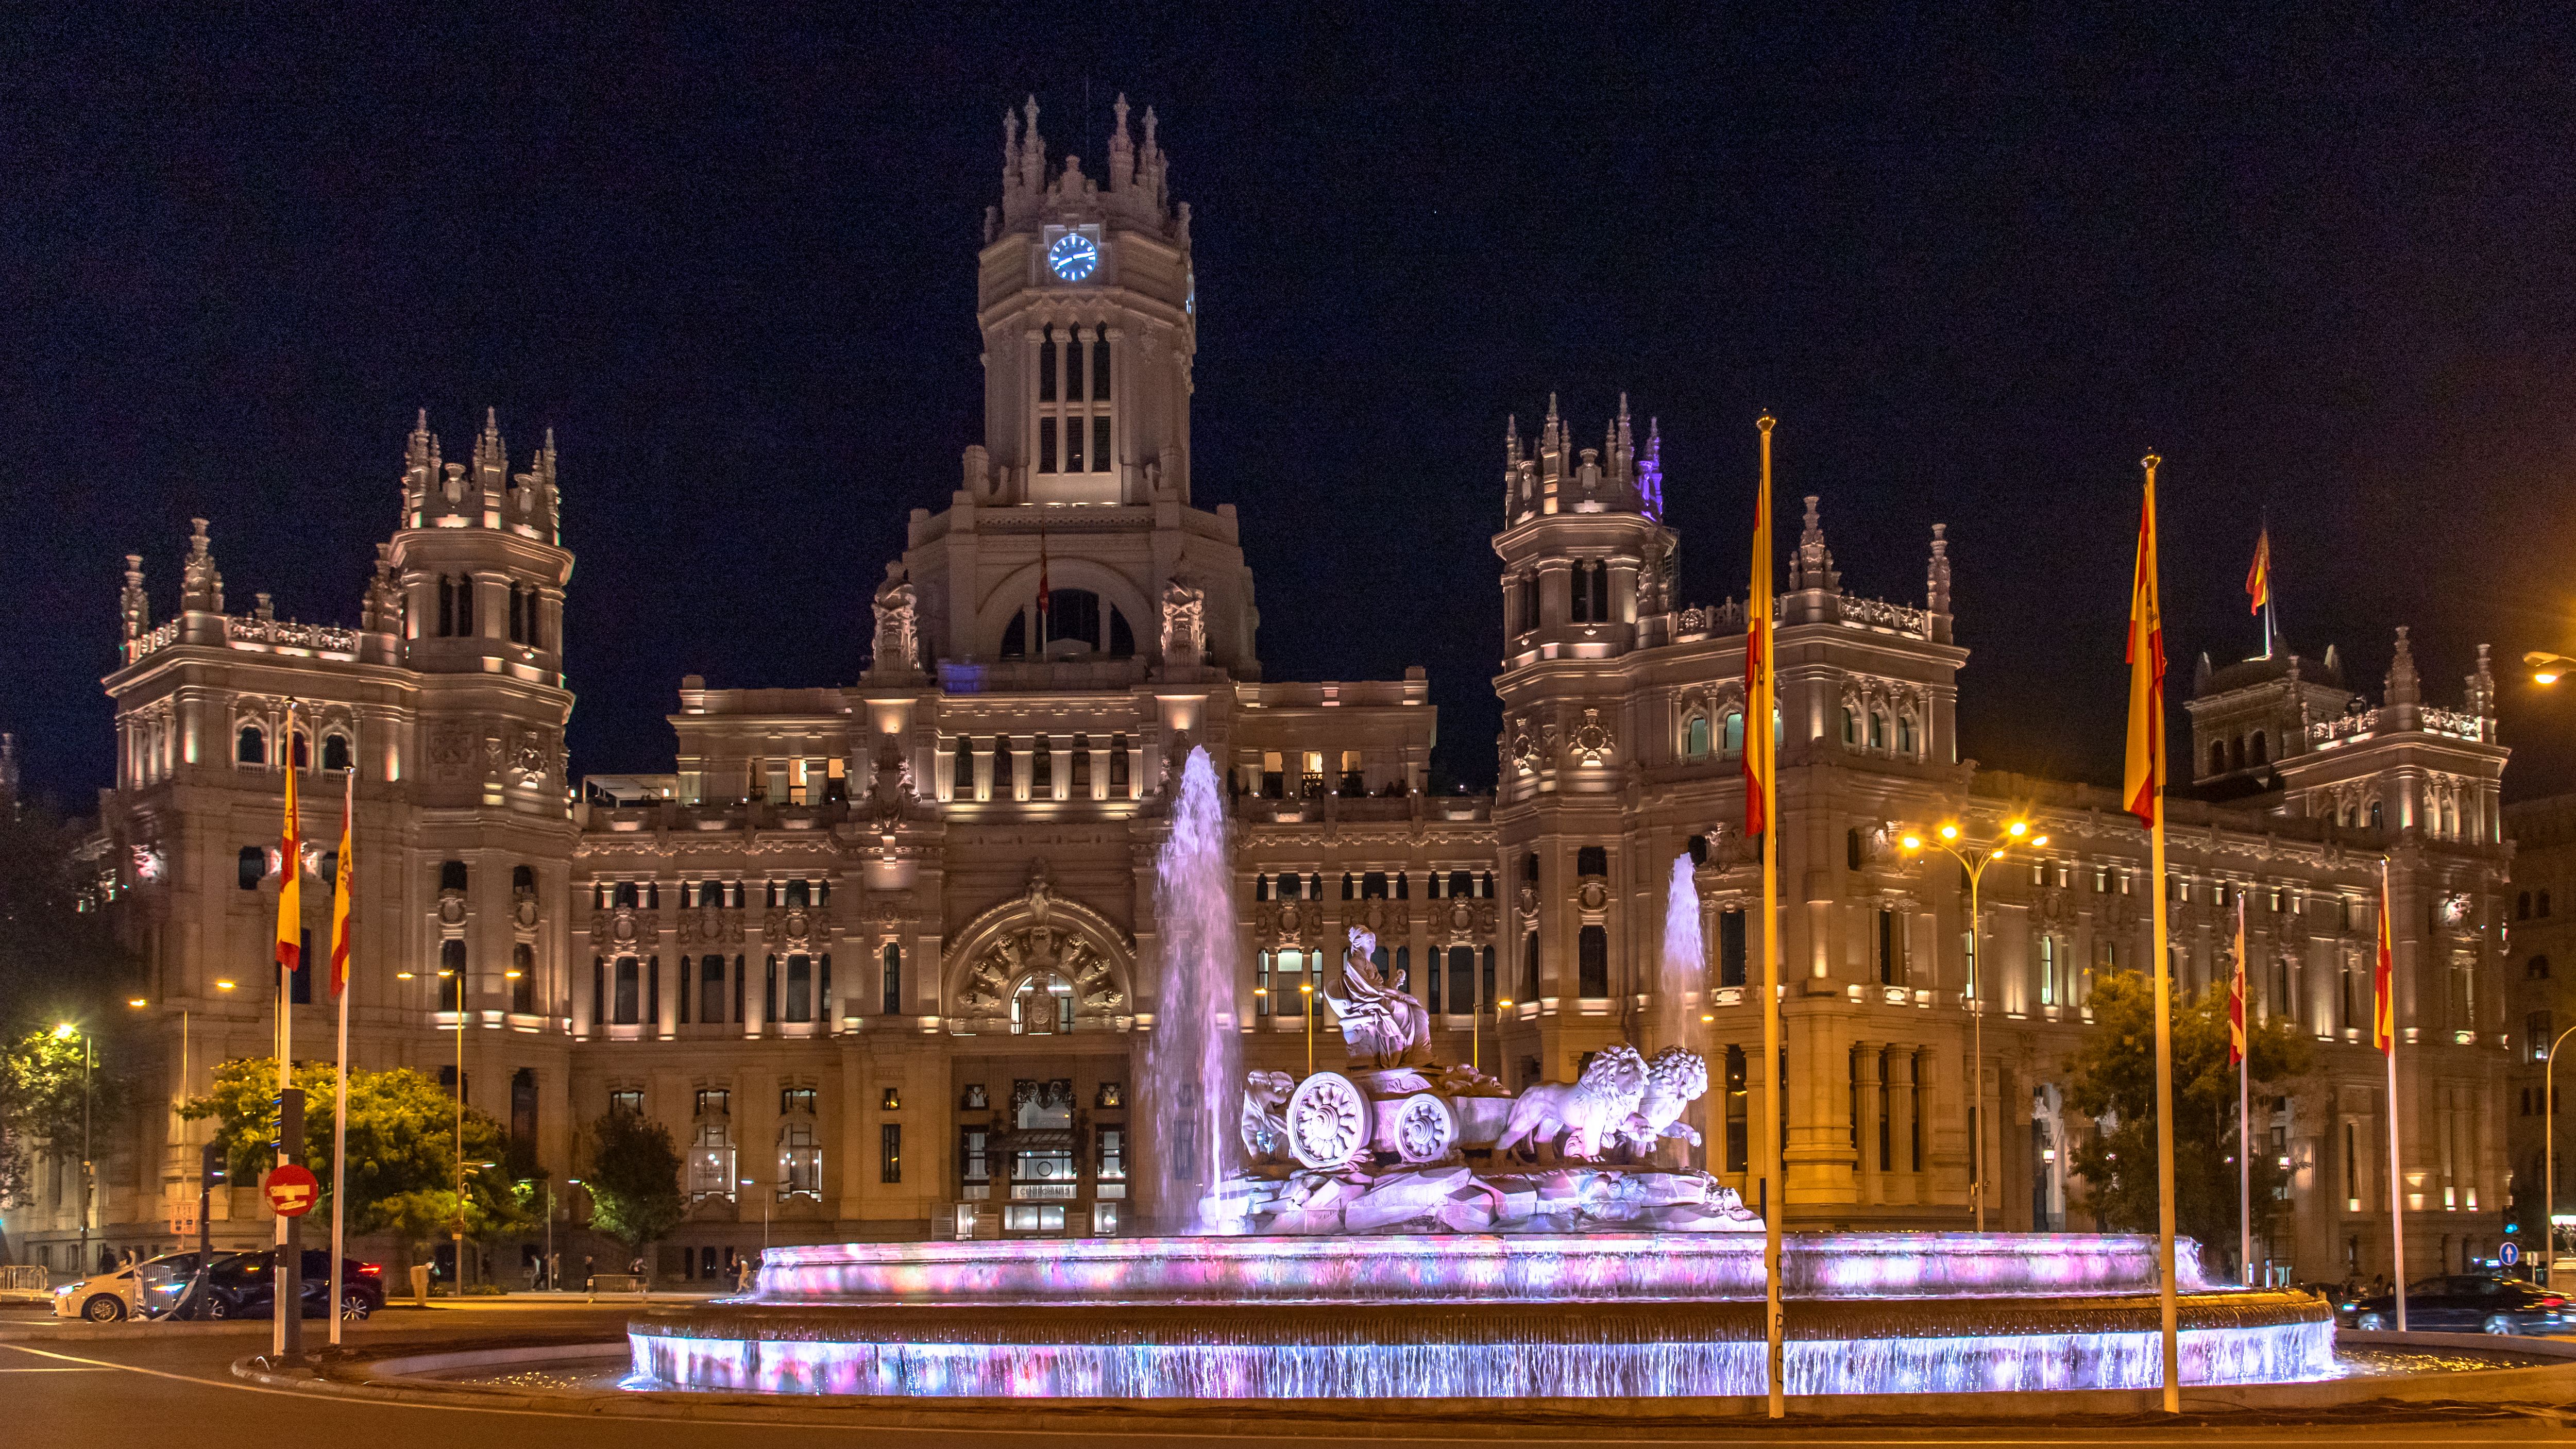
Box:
(1901, 821, 2040, 1236)
(2549, 1023, 2576, 1286)
(79, 1032, 93, 1273)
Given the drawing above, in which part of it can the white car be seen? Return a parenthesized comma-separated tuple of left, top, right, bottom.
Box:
(52, 1252, 210, 1322)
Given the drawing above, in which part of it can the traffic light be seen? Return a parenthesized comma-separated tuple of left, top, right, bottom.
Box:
(200, 1140, 227, 1188)
(268, 1087, 305, 1163)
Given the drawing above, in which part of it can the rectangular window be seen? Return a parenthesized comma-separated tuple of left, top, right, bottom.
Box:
(2039, 936, 2057, 1006)
(1092, 329, 1110, 399)
(1578, 925, 1609, 999)
(614, 957, 639, 1025)
(1877, 909, 1900, 986)
(1256, 950, 1272, 1017)
(2532, 1010, 2554, 1065)
(647, 955, 660, 1024)
(1092, 416, 1112, 473)
(1039, 332, 1055, 401)
(1097, 1126, 1126, 1182)
(961, 1128, 990, 1184)
(1039, 417, 1057, 473)
(1110, 735, 1130, 794)
(1447, 946, 1476, 1014)
(1066, 413, 1084, 471)
(882, 944, 902, 1016)
(1725, 1046, 1749, 1174)
(881, 1123, 902, 1184)
(765, 955, 778, 1024)
(608, 1088, 642, 1114)
(1720, 910, 1747, 988)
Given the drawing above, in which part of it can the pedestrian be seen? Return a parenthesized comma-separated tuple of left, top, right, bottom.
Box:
(735, 1256, 753, 1292)
(547, 1251, 561, 1292)
(583, 1253, 595, 1292)
(629, 1254, 644, 1282)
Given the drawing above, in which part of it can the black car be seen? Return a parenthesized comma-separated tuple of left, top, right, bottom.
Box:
(187, 1250, 384, 1320)
(2340, 1273, 2571, 1334)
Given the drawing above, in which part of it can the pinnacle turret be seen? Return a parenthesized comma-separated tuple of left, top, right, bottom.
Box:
(1789, 495, 1839, 593)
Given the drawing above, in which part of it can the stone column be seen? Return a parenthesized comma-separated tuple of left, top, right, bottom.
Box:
(1052, 738, 1072, 802)
(1853, 1038, 1882, 1204)
(1893, 1047, 1920, 1200)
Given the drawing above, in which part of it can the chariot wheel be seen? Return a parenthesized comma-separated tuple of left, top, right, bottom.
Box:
(1390, 1092, 1460, 1165)
(1285, 1071, 1371, 1168)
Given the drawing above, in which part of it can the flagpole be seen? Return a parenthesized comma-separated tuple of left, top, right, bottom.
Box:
(2384, 857, 2408, 1331)
(273, 703, 297, 1363)
(1755, 415, 1785, 1420)
(2129, 458, 2180, 1414)
(329, 763, 352, 1347)
(2238, 898, 2252, 1287)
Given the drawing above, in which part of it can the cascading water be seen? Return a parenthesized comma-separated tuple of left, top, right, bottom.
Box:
(1144, 746, 1241, 1233)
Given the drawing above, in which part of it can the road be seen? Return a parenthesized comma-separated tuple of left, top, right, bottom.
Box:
(5, 1299, 2573, 1447)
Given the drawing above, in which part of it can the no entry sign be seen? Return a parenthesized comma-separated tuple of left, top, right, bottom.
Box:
(263, 1164, 319, 1217)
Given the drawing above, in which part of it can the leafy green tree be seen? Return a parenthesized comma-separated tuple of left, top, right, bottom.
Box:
(179, 1057, 520, 1245)
(584, 1106, 683, 1266)
(2064, 971, 2315, 1263)
(0, 1028, 131, 1208)
(0, 796, 137, 1038)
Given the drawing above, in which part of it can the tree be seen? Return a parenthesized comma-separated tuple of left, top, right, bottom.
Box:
(584, 1106, 683, 1267)
(2063, 971, 2315, 1265)
(179, 1057, 519, 1248)
(0, 795, 138, 1038)
(0, 1028, 132, 1210)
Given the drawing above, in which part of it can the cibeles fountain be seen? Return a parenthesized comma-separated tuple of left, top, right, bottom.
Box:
(628, 748, 2332, 1402)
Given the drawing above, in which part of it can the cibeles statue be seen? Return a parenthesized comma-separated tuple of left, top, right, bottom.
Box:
(1319, 928, 1431, 1069)
(869, 568, 921, 678)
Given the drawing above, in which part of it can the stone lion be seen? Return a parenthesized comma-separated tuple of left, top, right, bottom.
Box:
(1619, 1047, 1709, 1155)
(1494, 1043, 1647, 1161)
(1240, 1069, 1297, 1162)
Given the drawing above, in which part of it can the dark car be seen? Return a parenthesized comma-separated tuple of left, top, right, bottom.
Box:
(2339, 1273, 2571, 1334)
(188, 1250, 384, 1320)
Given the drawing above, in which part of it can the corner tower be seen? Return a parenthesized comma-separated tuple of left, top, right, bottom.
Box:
(971, 94, 1196, 507)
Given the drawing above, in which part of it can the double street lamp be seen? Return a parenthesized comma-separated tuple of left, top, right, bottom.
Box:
(2545, 1022, 2576, 1285)
(1900, 816, 2046, 1233)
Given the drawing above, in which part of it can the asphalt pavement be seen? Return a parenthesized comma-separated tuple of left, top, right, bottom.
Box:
(7, 1298, 2576, 1446)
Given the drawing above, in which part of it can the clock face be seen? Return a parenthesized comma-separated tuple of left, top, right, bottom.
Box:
(1047, 232, 1099, 282)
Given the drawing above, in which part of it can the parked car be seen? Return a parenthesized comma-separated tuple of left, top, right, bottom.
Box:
(2340, 1273, 2572, 1334)
(51, 1251, 213, 1322)
(187, 1250, 384, 1320)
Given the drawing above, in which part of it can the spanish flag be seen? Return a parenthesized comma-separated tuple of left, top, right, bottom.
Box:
(329, 764, 354, 996)
(275, 706, 301, 970)
(2245, 527, 2271, 614)
(2122, 457, 2166, 828)
(1744, 416, 1776, 836)
(2227, 898, 2248, 1067)
(2373, 869, 2397, 1054)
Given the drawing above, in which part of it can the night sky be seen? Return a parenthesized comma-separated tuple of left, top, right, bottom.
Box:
(9, 8, 2576, 808)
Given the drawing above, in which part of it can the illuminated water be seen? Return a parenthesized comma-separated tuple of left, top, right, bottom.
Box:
(1654, 851, 1704, 1071)
(1140, 747, 1239, 1233)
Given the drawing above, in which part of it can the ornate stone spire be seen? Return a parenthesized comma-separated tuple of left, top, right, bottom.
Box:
(1788, 495, 1839, 593)
(2470, 643, 2498, 727)
(180, 518, 223, 614)
(1926, 524, 1952, 642)
(1109, 93, 1133, 192)
(0, 732, 18, 805)
(2385, 626, 2420, 706)
(120, 553, 148, 650)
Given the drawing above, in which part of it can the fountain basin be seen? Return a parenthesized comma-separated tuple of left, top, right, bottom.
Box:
(745, 1230, 2212, 1307)
(630, 1290, 2331, 1397)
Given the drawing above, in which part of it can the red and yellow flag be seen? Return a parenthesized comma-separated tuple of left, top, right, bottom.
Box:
(2373, 869, 2397, 1054)
(2227, 898, 2248, 1067)
(275, 707, 302, 970)
(329, 764, 354, 996)
(1743, 416, 1776, 835)
(2122, 457, 2166, 827)
(2245, 526, 2271, 614)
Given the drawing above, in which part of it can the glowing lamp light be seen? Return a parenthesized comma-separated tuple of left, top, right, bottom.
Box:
(53, 1022, 77, 1039)
(1901, 834, 1923, 851)
(2541, 672, 2563, 685)
(1939, 824, 1959, 841)
(395, 971, 414, 981)
(2006, 821, 2028, 838)
(214, 979, 237, 991)
(127, 997, 148, 1008)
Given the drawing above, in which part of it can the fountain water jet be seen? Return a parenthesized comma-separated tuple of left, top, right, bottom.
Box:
(1654, 852, 1705, 1058)
(1142, 746, 1240, 1232)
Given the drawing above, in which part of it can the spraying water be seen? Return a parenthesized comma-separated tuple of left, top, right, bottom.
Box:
(1654, 852, 1707, 1164)
(1146, 746, 1242, 1233)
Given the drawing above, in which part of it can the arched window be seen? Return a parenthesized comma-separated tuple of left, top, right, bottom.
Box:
(2368, 801, 2383, 830)
(2232, 736, 2247, 771)
(1897, 715, 1917, 755)
(1842, 707, 1860, 746)
(1721, 710, 1744, 758)
(2211, 740, 2229, 776)
(999, 612, 1026, 658)
(1043, 589, 1102, 655)
(320, 733, 351, 772)
(2249, 731, 2268, 765)
(1685, 715, 1710, 760)
(510, 943, 535, 1014)
(237, 725, 266, 764)
(2338, 802, 2354, 827)
(287, 731, 309, 768)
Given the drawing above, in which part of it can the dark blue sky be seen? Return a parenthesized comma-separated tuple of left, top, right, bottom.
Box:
(8, 6, 2576, 805)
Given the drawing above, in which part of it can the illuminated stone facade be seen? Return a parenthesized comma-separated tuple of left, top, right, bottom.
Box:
(33, 97, 2515, 1290)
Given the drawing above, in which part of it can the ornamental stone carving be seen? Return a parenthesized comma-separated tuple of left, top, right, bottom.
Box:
(589, 906, 659, 949)
(1159, 576, 1207, 665)
(1571, 709, 1614, 765)
(870, 571, 920, 677)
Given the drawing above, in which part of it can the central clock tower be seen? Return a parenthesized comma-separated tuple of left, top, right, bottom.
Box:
(971, 94, 1197, 507)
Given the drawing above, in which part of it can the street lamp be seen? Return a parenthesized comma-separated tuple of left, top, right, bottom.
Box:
(2544, 1021, 2576, 1285)
(1901, 815, 2047, 1233)
(54, 1023, 94, 1271)
(438, 962, 464, 1289)
(1300, 980, 1316, 1076)
(2527, 651, 2575, 686)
